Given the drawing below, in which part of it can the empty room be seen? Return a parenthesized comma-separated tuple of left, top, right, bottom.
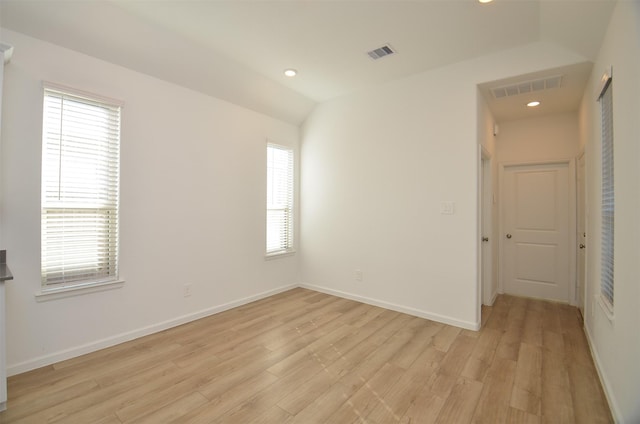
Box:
(0, 0, 638, 423)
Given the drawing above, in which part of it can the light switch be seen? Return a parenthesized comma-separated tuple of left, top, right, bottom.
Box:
(440, 201, 455, 215)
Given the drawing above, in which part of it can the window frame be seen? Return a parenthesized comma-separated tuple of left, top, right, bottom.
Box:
(597, 68, 614, 317)
(266, 142, 295, 258)
(39, 82, 124, 298)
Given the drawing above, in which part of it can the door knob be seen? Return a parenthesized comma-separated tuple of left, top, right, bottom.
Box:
(482, 237, 489, 242)
(579, 244, 586, 249)
(506, 234, 512, 239)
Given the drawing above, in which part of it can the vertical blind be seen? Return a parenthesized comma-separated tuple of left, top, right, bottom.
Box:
(599, 76, 614, 307)
(266, 143, 294, 254)
(41, 86, 121, 287)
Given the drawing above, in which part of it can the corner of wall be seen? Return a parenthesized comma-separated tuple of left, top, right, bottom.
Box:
(300, 282, 481, 331)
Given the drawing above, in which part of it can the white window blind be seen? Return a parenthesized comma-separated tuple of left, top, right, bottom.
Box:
(599, 75, 614, 308)
(41, 85, 121, 288)
(266, 143, 294, 254)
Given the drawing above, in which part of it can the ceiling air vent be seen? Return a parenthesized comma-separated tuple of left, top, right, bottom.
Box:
(367, 44, 396, 60)
(491, 75, 563, 99)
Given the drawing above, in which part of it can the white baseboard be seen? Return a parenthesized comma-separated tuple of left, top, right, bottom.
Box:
(8, 282, 482, 376)
(299, 283, 480, 331)
(7, 283, 297, 376)
(583, 323, 621, 423)
(490, 291, 498, 306)
(484, 290, 498, 307)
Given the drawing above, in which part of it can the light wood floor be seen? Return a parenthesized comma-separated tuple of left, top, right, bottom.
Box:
(0, 288, 612, 423)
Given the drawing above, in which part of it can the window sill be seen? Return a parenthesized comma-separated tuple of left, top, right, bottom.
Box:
(596, 294, 615, 323)
(35, 279, 125, 302)
(265, 250, 296, 260)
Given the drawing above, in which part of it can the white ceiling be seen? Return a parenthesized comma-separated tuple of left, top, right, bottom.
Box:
(0, 0, 616, 124)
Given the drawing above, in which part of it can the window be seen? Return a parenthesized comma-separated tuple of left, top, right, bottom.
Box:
(41, 84, 121, 289)
(599, 71, 614, 310)
(266, 143, 294, 255)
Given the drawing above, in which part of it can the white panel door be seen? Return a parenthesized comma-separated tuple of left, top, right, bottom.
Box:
(502, 163, 570, 302)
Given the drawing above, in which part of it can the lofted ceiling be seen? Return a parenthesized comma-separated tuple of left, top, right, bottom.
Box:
(0, 0, 616, 124)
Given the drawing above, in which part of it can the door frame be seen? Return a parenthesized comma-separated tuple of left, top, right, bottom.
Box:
(498, 158, 577, 305)
(479, 146, 494, 307)
(576, 150, 586, 315)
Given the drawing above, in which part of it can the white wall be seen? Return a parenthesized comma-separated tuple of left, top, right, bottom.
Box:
(496, 112, 580, 163)
(0, 29, 300, 375)
(579, 2, 640, 422)
(300, 41, 589, 330)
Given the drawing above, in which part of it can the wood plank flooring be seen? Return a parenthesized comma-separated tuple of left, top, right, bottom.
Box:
(0, 289, 613, 423)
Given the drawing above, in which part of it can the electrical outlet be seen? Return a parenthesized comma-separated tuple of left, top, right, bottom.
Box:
(183, 284, 192, 297)
(440, 201, 455, 215)
(355, 269, 363, 282)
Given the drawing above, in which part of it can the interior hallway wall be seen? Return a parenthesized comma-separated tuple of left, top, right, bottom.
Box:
(579, 2, 640, 422)
(496, 112, 580, 163)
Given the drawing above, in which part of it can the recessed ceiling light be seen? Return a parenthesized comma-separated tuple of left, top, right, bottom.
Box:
(478, 0, 493, 3)
(527, 101, 541, 107)
(284, 69, 297, 77)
